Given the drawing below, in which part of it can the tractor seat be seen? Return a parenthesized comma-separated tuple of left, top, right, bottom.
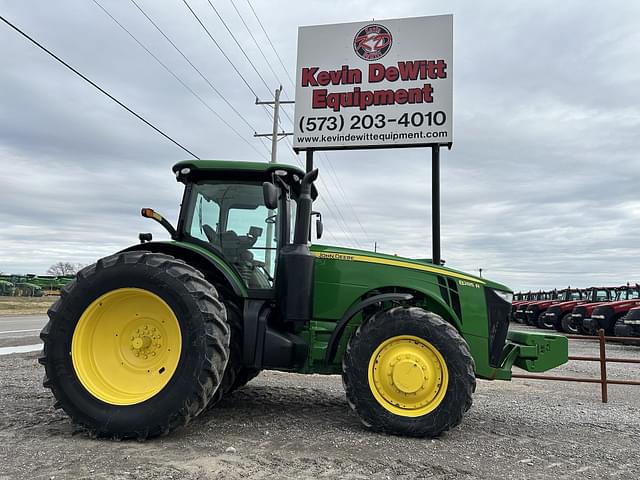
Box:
(202, 224, 218, 245)
(217, 230, 256, 265)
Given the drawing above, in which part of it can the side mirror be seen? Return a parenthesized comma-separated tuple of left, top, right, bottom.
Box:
(139, 232, 152, 244)
(316, 218, 323, 239)
(263, 182, 277, 210)
(311, 211, 323, 240)
(248, 226, 263, 238)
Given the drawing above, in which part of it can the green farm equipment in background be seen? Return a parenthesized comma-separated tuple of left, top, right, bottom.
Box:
(14, 282, 44, 297)
(0, 274, 73, 296)
(27, 275, 74, 295)
(0, 280, 15, 296)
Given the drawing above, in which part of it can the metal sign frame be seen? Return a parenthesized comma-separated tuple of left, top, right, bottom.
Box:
(302, 143, 449, 265)
(293, 16, 453, 263)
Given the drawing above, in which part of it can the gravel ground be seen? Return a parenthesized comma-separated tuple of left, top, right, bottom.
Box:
(0, 326, 638, 480)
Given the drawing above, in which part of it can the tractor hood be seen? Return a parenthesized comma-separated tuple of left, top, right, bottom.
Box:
(603, 300, 640, 310)
(310, 244, 511, 292)
(527, 300, 555, 308)
(553, 300, 585, 310)
(580, 301, 610, 314)
(626, 307, 640, 320)
(517, 302, 535, 309)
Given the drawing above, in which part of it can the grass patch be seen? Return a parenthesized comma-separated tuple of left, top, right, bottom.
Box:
(0, 296, 57, 316)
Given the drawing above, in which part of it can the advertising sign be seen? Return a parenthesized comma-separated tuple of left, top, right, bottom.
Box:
(293, 15, 453, 151)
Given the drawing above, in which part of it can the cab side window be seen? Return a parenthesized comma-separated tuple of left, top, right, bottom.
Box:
(190, 194, 220, 242)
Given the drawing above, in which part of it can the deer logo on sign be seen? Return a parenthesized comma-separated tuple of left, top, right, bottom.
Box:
(353, 24, 392, 61)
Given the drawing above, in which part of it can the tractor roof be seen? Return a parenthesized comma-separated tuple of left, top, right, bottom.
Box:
(173, 160, 317, 198)
(172, 160, 305, 178)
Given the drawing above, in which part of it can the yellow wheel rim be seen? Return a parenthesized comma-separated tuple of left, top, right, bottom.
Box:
(368, 335, 449, 417)
(71, 288, 182, 405)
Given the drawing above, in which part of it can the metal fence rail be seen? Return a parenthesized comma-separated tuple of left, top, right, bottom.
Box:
(511, 329, 640, 402)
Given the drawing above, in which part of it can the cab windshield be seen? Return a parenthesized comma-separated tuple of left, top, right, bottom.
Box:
(617, 288, 640, 300)
(591, 289, 610, 302)
(185, 181, 279, 289)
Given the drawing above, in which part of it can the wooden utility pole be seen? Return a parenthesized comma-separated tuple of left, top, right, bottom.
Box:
(254, 87, 293, 271)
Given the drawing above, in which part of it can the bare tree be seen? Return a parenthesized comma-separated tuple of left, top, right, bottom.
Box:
(46, 262, 83, 276)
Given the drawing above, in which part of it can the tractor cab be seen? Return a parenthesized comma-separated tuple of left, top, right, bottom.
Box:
(586, 286, 615, 302)
(173, 161, 310, 287)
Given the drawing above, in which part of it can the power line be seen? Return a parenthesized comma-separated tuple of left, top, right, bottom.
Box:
(240, 0, 365, 248)
(92, 0, 266, 159)
(228, 0, 297, 133)
(239, 0, 297, 127)
(279, 107, 295, 129)
(181, 0, 276, 137)
(282, 138, 361, 248)
(204, 0, 272, 95)
(315, 179, 361, 248)
(182, 0, 260, 99)
(228, 0, 283, 89)
(194, 1, 360, 246)
(128, 0, 264, 138)
(0, 13, 199, 159)
(283, 153, 340, 245)
(319, 153, 372, 243)
(316, 177, 362, 248)
(245, 0, 295, 88)
(254, 90, 356, 246)
(186, 1, 286, 147)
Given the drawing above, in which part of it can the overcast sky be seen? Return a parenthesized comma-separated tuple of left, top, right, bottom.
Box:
(1, 0, 639, 291)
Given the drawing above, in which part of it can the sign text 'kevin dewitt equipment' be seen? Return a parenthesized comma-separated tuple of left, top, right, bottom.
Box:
(293, 15, 453, 150)
(301, 60, 447, 112)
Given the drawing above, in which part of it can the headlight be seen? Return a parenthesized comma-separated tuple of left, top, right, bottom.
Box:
(492, 289, 513, 304)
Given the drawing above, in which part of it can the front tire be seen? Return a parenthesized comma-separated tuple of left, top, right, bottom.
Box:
(342, 307, 475, 437)
(538, 313, 554, 329)
(560, 313, 578, 334)
(39, 251, 230, 439)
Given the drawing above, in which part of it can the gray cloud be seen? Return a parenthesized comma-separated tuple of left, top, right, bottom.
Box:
(1, 0, 639, 292)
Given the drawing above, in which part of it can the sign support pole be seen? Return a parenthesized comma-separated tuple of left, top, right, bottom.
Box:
(306, 149, 314, 173)
(432, 145, 441, 265)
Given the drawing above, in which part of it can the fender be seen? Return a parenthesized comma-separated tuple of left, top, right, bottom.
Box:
(324, 293, 413, 364)
(121, 241, 248, 297)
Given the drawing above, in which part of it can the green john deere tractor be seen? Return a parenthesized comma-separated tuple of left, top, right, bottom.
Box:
(15, 282, 44, 297)
(40, 160, 568, 439)
(0, 279, 15, 296)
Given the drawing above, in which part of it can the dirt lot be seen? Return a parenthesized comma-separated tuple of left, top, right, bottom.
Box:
(1, 328, 638, 480)
(0, 296, 56, 316)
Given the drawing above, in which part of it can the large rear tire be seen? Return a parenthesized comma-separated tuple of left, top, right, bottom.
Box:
(39, 251, 230, 439)
(205, 301, 260, 408)
(231, 367, 261, 390)
(342, 307, 475, 437)
(205, 300, 262, 410)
